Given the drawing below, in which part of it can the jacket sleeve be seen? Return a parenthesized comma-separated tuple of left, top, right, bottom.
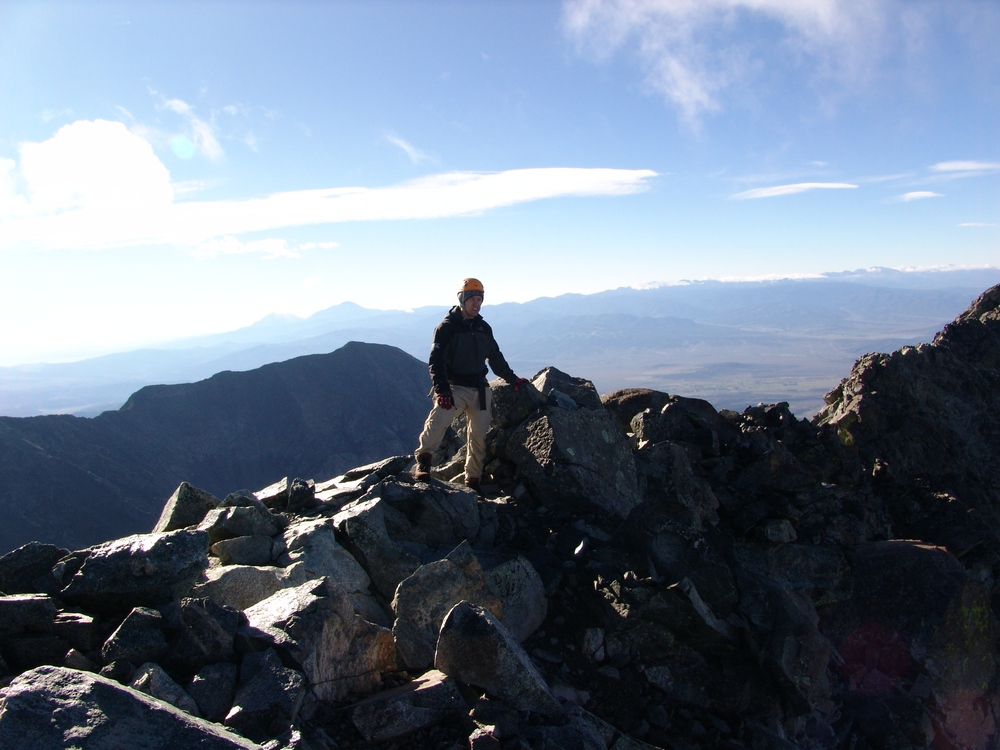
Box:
(428, 320, 454, 394)
(482, 321, 518, 384)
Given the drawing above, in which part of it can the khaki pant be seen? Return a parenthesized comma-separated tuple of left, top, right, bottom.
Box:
(415, 385, 493, 480)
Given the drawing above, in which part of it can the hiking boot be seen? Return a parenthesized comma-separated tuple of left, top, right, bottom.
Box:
(465, 476, 482, 496)
(412, 453, 432, 481)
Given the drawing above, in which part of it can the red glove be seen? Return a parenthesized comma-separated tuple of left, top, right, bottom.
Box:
(437, 392, 454, 410)
(512, 378, 528, 393)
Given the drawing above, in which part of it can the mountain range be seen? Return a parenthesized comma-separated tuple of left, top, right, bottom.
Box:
(0, 342, 431, 555)
(4, 267, 999, 420)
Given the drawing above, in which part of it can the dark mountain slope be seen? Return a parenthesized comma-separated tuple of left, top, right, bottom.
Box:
(0, 342, 431, 554)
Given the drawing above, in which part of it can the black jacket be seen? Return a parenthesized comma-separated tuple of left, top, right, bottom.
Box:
(429, 306, 517, 394)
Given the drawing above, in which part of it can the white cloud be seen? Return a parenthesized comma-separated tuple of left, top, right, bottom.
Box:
(959, 222, 998, 228)
(386, 133, 433, 164)
(562, 0, 885, 127)
(896, 191, 942, 202)
(732, 182, 857, 199)
(162, 98, 224, 161)
(931, 161, 1000, 173)
(0, 120, 656, 254)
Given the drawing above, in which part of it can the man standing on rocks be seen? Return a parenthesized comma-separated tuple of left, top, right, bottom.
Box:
(413, 278, 526, 493)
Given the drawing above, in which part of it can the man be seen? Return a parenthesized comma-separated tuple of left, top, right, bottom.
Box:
(413, 278, 526, 493)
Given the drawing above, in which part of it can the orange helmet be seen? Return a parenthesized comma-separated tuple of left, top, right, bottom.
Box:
(458, 278, 484, 303)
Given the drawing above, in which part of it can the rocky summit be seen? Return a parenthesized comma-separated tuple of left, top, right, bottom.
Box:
(1, 285, 1000, 750)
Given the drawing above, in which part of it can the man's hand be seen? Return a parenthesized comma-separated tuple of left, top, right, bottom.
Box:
(512, 377, 529, 393)
(437, 392, 454, 410)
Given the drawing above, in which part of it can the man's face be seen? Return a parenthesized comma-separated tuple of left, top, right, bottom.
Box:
(461, 294, 483, 318)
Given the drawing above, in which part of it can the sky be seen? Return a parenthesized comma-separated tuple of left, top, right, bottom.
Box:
(0, 0, 998, 365)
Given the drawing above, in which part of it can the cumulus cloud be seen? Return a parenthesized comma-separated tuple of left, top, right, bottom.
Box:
(732, 182, 857, 200)
(563, 0, 886, 127)
(0, 119, 656, 254)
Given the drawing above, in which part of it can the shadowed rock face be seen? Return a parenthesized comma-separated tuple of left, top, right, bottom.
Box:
(1, 286, 1000, 749)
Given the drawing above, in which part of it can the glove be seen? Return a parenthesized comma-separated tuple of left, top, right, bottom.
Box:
(512, 377, 529, 393)
(437, 392, 454, 410)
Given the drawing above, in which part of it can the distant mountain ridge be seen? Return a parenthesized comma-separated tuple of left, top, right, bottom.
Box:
(0, 342, 431, 555)
(2, 266, 999, 418)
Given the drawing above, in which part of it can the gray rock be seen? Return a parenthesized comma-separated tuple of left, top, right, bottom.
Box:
(188, 661, 239, 723)
(153, 482, 220, 533)
(489, 378, 544, 431)
(212, 535, 275, 566)
(434, 600, 563, 717)
(130, 661, 202, 716)
(377, 477, 481, 546)
(57, 529, 210, 614)
(277, 517, 384, 624)
(0, 542, 69, 595)
(191, 564, 290, 611)
(99, 659, 136, 685)
(101, 606, 168, 665)
(531, 366, 604, 410)
(333, 496, 422, 600)
(484, 554, 548, 643)
(0, 665, 258, 749)
(0, 593, 58, 633)
(391, 541, 502, 670)
(199, 506, 281, 545)
(1, 632, 71, 673)
(240, 577, 395, 701)
(160, 596, 242, 677)
(62, 648, 98, 672)
(349, 668, 465, 744)
(225, 649, 305, 744)
(636, 440, 719, 527)
(601, 388, 671, 433)
(505, 408, 641, 519)
(48, 611, 98, 653)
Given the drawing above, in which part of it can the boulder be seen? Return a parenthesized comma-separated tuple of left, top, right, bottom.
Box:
(199, 506, 281, 545)
(188, 661, 239, 723)
(224, 648, 306, 744)
(0, 665, 258, 749)
(276, 516, 386, 625)
(504, 408, 641, 519)
(130, 661, 201, 716)
(153, 482, 219, 533)
(601, 388, 670, 433)
(57, 529, 210, 614)
(333, 496, 422, 600)
(212, 535, 274, 566)
(101, 606, 168, 665)
(391, 541, 503, 670)
(349, 669, 466, 744)
(434, 600, 563, 717)
(483, 554, 547, 643)
(159, 597, 242, 678)
(0, 593, 58, 633)
(240, 577, 395, 701)
(819, 540, 1000, 749)
(631, 396, 740, 456)
(253, 477, 316, 513)
(531, 366, 604, 411)
(191, 564, 290, 612)
(377, 477, 481, 546)
(0, 542, 69, 594)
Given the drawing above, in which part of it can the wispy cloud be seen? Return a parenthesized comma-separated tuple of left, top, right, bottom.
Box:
(894, 191, 942, 202)
(931, 160, 1000, 173)
(0, 119, 656, 255)
(732, 182, 857, 200)
(563, 0, 887, 128)
(162, 98, 224, 160)
(959, 222, 998, 228)
(386, 133, 433, 165)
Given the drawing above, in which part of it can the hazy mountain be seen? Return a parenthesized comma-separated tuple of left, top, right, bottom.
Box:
(3, 267, 999, 419)
(0, 342, 431, 554)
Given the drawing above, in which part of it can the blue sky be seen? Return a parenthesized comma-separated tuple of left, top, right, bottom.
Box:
(0, 0, 997, 365)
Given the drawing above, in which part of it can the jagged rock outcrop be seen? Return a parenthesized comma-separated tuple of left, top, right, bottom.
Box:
(2, 285, 1000, 749)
